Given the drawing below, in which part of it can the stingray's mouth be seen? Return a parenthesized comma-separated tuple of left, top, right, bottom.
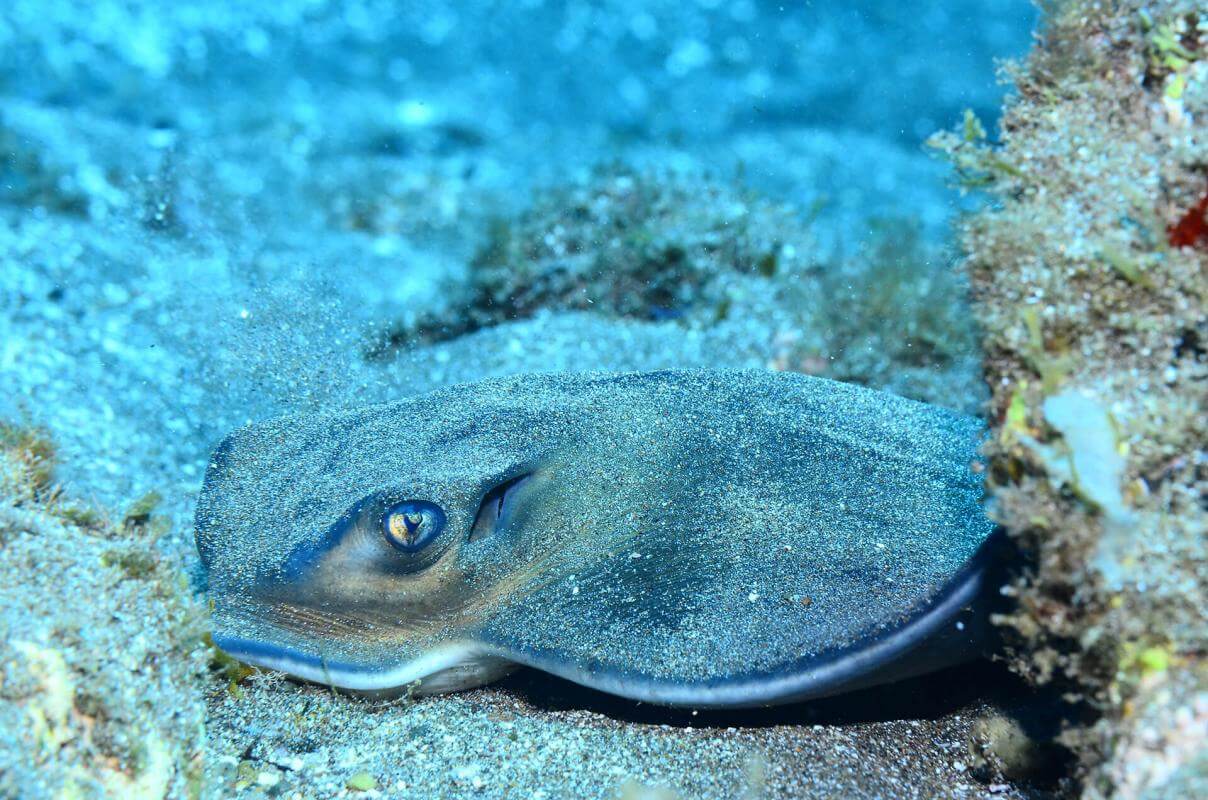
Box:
(209, 597, 514, 694)
(212, 632, 506, 693)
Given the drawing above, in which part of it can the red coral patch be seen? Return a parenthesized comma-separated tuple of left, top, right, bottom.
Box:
(1168, 186, 1208, 249)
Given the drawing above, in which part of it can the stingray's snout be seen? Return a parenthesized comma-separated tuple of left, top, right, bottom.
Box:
(209, 592, 390, 674)
(209, 594, 515, 695)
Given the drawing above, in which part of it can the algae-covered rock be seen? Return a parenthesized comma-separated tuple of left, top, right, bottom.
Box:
(375, 165, 819, 339)
(930, 0, 1207, 794)
(0, 426, 207, 799)
(371, 165, 985, 413)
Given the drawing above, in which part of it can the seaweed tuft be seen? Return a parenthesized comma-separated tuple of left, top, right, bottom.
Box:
(0, 420, 58, 500)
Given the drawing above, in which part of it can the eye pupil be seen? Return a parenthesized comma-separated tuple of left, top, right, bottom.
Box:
(383, 501, 446, 552)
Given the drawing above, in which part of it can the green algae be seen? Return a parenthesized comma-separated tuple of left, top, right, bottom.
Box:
(56, 503, 104, 530)
(1098, 244, 1155, 289)
(928, 111, 1028, 191)
(0, 420, 57, 499)
(1132, 645, 1172, 677)
(101, 546, 160, 580)
(122, 490, 163, 530)
(205, 633, 259, 695)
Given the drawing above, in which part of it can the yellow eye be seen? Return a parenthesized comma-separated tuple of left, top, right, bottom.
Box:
(382, 501, 446, 552)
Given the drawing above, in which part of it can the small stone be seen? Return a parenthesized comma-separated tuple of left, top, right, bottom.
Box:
(346, 772, 377, 792)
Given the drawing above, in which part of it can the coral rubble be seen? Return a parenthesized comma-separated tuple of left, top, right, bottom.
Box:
(931, 1, 1207, 795)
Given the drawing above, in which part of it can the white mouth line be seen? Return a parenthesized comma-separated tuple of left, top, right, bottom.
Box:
(224, 639, 492, 692)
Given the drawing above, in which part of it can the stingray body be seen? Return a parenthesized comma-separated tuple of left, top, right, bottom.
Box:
(196, 369, 998, 707)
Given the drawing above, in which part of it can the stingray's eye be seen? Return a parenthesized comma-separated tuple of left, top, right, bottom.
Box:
(382, 501, 446, 552)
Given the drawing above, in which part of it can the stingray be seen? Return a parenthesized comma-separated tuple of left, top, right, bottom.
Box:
(196, 369, 1001, 708)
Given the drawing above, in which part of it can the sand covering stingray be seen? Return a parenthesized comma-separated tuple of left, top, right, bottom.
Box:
(196, 369, 998, 707)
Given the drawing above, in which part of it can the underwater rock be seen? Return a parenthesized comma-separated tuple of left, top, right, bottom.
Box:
(930, 0, 1207, 793)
